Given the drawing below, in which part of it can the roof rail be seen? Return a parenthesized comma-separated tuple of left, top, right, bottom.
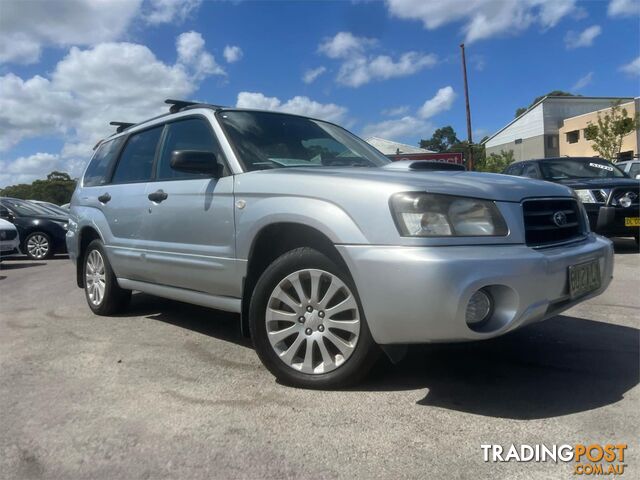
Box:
(109, 121, 135, 133)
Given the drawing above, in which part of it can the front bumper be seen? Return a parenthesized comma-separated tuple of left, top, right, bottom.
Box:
(337, 234, 613, 344)
(586, 205, 639, 237)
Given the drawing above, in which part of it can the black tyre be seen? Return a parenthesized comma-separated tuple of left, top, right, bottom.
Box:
(24, 232, 53, 260)
(249, 247, 380, 389)
(83, 240, 131, 315)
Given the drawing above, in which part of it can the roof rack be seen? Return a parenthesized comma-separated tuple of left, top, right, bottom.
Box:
(165, 99, 225, 113)
(109, 121, 135, 133)
(165, 99, 199, 113)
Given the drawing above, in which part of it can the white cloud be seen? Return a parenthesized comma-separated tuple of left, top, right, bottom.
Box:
(303, 66, 327, 84)
(318, 32, 377, 59)
(382, 105, 410, 116)
(145, 0, 202, 24)
(608, 0, 640, 17)
(0, 32, 222, 187)
(564, 25, 602, 49)
(177, 31, 225, 79)
(236, 92, 348, 123)
(571, 72, 594, 91)
(619, 56, 640, 76)
(363, 86, 455, 140)
(361, 116, 431, 140)
(0, 0, 143, 64)
(418, 86, 456, 119)
(223, 45, 243, 63)
(319, 32, 437, 88)
(336, 52, 437, 87)
(385, 0, 577, 43)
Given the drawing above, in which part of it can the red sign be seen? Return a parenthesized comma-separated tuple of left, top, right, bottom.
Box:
(388, 152, 464, 165)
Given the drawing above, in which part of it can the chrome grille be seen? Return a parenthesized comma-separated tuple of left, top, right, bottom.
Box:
(522, 198, 585, 247)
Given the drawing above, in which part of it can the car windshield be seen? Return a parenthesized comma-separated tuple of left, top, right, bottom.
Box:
(539, 158, 626, 180)
(218, 110, 390, 171)
(1, 199, 58, 216)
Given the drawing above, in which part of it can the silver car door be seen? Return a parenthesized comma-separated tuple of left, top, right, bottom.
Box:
(140, 116, 238, 297)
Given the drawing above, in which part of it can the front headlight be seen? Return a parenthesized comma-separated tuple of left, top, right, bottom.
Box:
(575, 189, 596, 204)
(390, 193, 508, 237)
(53, 220, 68, 230)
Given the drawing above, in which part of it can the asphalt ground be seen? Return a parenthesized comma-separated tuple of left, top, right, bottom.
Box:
(0, 239, 638, 479)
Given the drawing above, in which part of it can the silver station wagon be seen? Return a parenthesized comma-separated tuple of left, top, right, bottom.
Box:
(67, 99, 614, 388)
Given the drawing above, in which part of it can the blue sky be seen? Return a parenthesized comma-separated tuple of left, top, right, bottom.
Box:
(0, 0, 639, 187)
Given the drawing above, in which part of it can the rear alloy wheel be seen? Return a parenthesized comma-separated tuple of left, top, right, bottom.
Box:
(250, 247, 379, 389)
(25, 232, 52, 260)
(83, 240, 131, 315)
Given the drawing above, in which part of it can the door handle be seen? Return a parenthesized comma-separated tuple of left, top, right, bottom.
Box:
(148, 189, 168, 203)
(98, 193, 111, 204)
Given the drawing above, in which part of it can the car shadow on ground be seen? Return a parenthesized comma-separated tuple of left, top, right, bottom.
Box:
(0, 261, 46, 270)
(126, 293, 251, 348)
(358, 315, 639, 419)
(129, 291, 638, 420)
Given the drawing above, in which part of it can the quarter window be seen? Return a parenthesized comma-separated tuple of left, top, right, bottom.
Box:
(83, 137, 125, 187)
(112, 126, 163, 184)
(156, 118, 225, 180)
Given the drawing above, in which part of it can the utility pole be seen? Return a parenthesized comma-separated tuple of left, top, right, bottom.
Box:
(460, 43, 474, 171)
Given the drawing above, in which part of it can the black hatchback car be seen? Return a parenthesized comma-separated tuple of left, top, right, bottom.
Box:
(0, 198, 69, 259)
(503, 157, 640, 241)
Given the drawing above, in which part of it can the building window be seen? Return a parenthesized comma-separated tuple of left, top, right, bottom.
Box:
(565, 130, 580, 144)
(618, 151, 634, 161)
(546, 135, 559, 149)
(515, 138, 523, 144)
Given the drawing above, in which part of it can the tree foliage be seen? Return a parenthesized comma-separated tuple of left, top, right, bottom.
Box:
(583, 101, 640, 162)
(514, 90, 576, 118)
(419, 126, 492, 171)
(0, 171, 76, 204)
(476, 150, 515, 173)
(419, 126, 459, 152)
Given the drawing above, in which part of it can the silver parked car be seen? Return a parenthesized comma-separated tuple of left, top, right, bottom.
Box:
(67, 100, 614, 388)
(616, 159, 640, 179)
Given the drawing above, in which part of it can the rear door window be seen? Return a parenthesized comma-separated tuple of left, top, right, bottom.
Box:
(112, 126, 163, 184)
(83, 137, 125, 187)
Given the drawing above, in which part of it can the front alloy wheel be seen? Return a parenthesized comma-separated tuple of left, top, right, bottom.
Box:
(25, 233, 51, 259)
(250, 247, 379, 389)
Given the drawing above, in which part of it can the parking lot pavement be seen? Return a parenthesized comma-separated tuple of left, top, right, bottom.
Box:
(0, 240, 638, 480)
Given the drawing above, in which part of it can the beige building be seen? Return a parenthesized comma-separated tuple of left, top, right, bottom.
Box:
(559, 98, 639, 160)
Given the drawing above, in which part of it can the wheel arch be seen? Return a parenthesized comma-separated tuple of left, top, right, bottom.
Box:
(240, 222, 351, 337)
(76, 226, 104, 288)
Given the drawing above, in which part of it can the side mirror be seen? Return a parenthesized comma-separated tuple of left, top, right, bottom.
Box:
(170, 150, 222, 177)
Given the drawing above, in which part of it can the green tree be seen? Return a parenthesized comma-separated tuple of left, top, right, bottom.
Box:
(476, 149, 514, 173)
(514, 90, 576, 118)
(419, 126, 459, 152)
(0, 171, 76, 204)
(583, 101, 640, 162)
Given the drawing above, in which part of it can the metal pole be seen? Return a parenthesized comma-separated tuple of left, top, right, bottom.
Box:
(460, 43, 474, 171)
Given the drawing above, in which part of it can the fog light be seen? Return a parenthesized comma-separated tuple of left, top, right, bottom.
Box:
(619, 194, 633, 208)
(466, 289, 492, 326)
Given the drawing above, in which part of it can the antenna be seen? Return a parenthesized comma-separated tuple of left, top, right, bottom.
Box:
(109, 121, 135, 133)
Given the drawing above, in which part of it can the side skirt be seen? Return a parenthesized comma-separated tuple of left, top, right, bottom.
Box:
(117, 278, 242, 313)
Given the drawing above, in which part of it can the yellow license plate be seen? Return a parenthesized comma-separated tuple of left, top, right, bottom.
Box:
(624, 217, 640, 227)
